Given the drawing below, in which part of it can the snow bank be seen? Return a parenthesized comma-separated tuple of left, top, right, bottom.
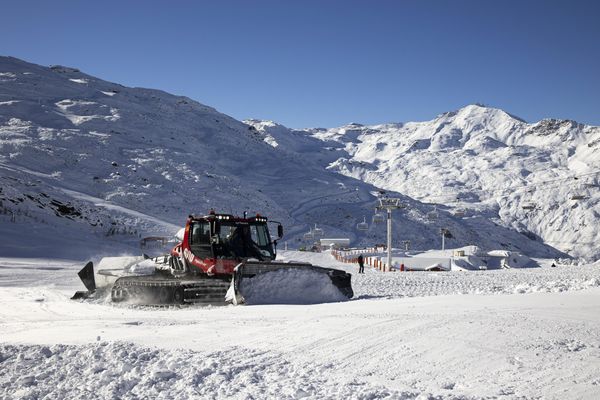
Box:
(0, 342, 420, 400)
(239, 268, 348, 305)
(353, 266, 600, 299)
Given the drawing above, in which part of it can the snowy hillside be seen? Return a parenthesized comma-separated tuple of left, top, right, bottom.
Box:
(0, 56, 586, 260)
(248, 105, 600, 260)
(0, 56, 371, 258)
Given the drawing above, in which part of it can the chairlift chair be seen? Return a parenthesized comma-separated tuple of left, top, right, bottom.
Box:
(313, 224, 324, 237)
(522, 202, 536, 211)
(584, 177, 599, 188)
(570, 194, 586, 200)
(453, 208, 465, 217)
(372, 211, 384, 224)
(427, 207, 438, 221)
(356, 216, 369, 231)
(570, 181, 588, 200)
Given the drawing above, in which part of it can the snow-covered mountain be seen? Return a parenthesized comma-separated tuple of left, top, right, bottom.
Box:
(248, 105, 600, 260)
(0, 56, 590, 260)
(0, 56, 372, 258)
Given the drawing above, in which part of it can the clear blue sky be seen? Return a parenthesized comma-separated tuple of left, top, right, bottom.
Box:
(2, 0, 599, 127)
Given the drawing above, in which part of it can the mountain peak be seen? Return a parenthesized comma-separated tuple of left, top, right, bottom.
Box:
(450, 104, 526, 124)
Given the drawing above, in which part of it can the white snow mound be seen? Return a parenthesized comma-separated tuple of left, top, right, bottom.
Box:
(240, 268, 349, 305)
(128, 259, 157, 275)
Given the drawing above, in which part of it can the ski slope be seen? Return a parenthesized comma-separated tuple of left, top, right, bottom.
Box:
(1, 251, 599, 399)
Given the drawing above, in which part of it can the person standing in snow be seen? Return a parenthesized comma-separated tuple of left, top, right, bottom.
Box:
(357, 254, 365, 274)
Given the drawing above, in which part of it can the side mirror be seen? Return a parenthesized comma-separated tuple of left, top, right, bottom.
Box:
(277, 224, 283, 239)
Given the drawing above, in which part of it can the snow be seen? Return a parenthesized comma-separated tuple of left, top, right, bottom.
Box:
(0, 72, 17, 82)
(1, 55, 600, 399)
(280, 250, 600, 298)
(126, 259, 156, 275)
(1, 252, 600, 399)
(55, 99, 120, 125)
(0, 342, 421, 399)
(239, 268, 349, 304)
(69, 78, 88, 84)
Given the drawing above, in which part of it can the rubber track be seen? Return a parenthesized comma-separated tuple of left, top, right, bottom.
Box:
(111, 275, 231, 305)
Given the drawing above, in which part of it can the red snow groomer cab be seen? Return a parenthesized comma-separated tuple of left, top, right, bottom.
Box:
(170, 211, 283, 277)
(75, 211, 354, 305)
